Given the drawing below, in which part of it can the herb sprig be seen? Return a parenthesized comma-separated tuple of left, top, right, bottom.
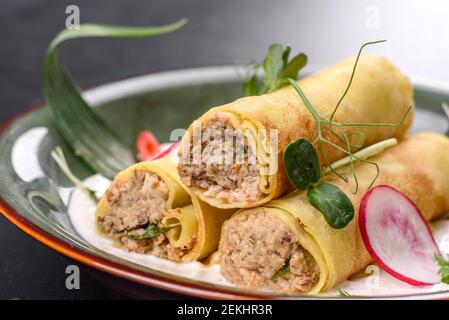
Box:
(127, 223, 171, 240)
(271, 262, 290, 281)
(435, 254, 449, 284)
(243, 44, 307, 96)
(282, 40, 411, 229)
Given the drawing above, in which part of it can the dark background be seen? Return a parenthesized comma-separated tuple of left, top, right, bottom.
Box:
(1, 0, 448, 299)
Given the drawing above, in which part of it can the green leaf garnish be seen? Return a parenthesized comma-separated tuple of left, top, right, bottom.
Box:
(51, 146, 98, 202)
(243, 74, 259, 96)
(281, 52, 308, 80)
(307, 183, 354, 229)
(283, 40, 412, 198)
(43, 19, 187, 179)
(283, 137, 354, 229)
(128, 223, 171, 240)
(243, 44, 307, 96)
(337, 287, 352, 297)
(284, 138, 320, 190)
(277, 41, 411, 229)
(262, 44, 287, 92)
(271, 263, 290, 281)
(283, 137, 398, 230)
(435, 254, 449, 284)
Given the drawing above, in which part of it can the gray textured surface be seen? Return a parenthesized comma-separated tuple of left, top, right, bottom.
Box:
(0, 0, 448, 299)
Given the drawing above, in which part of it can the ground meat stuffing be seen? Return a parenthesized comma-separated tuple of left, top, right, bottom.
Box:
(178, 113, 262, 204)
(219, 210, 320, 294)
(97, 170, 195, 261)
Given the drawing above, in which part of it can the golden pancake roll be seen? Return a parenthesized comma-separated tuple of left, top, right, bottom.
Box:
(219, 132, 449, 294)
(178, 54, 414, 209)
(96, 156, 234, 262)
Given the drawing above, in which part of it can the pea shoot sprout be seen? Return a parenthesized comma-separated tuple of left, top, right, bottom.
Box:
(287, 40, 412, 194)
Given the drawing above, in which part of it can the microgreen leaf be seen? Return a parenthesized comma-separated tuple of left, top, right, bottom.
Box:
(435, 254, 449, 284)
(243, 74, 260, 96)
(282, 46, 291, 66)
(43, 19, 187, 179)
(281, 52, 308, 79)
(263, 44, 286, 92)
(307, 183, 354, 229)
(243, 44, 307, 96)
(271, 263, 290, 281)
(128, 223, 171, 240)
(284, 138, 321, 190)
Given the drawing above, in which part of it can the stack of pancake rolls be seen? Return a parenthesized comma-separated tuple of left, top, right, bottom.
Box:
(96, 54, 449, 294)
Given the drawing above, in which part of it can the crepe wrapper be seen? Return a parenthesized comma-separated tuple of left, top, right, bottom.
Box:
(221, 132, 449, 293)
(96, 156, 235, 261)
(179, 54, 414, 209)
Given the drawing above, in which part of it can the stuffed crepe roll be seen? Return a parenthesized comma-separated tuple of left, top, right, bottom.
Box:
(96, 156, 234, 262)
(218, 132, 449, 294)
(178, 54, 414, 209)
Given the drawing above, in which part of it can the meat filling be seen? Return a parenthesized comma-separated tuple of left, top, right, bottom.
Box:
(219, 210, 320, 294)
(97, 170, 195, 261)
(179, 113, 262, 204)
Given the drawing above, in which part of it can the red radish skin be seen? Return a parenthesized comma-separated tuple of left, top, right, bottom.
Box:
(152, 141, 180, 160)
(359, 185, 441, 286)
(136, 131, 161, 161)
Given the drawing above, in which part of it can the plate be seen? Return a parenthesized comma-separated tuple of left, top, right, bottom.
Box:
(1, 66, 449, 299)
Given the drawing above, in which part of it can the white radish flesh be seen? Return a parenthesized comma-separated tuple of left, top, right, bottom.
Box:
(359, 185, 441, 286)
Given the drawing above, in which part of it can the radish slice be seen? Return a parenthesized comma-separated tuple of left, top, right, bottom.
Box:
(359, 185, 441, 286)
(152, 141, 180, 160)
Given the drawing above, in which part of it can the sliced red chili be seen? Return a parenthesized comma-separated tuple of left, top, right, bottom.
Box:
(136, 130, 160, 161)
